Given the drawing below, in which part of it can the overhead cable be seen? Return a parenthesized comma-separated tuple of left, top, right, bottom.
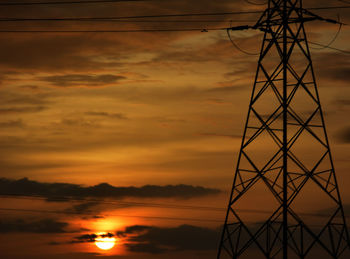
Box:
(0, 206, 347, 221)
(309, 41, 350, 54)
(226, 23, 259, 56)
(244, 0, 267, 6)
(0, 6, 348, 20)
(0, 195, 347, 219)
(309, 16, 343, 50)
(0, 207, 223, 222)
(0, 193, 226, 212)
(0, 0, 148, 6)
(0, 19, 256, 23)
(0, 28, 225, 33)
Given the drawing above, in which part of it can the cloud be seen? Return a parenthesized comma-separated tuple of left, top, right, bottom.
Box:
(117, 224, 219, 254)
(85, 111, 128, 120)
(70, 224, 219, 253)
(73, 232, 115, 243)
(60, 118, 98, 128)
(0, 178, 221, 200)
(0, 119, 25, 128)
(0, 106, 46, 114)
(206, 85, 247, 93)
(198, 132, 241, 139)
(39, 74, 126, 87)
(315, 53, 350, 83)
(64, 201, 101, 215)
(0, 91, 52, 106)
(0, 218, 68, 233)
(336, 126, 350, 143)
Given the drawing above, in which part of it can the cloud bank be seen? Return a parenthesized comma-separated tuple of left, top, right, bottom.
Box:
(0, 218, 69, 233)
(0, 178, 221, 200)
(74, 224, 219, 253)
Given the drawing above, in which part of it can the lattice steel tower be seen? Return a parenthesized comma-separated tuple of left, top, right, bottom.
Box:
(218, 0, 349, 258)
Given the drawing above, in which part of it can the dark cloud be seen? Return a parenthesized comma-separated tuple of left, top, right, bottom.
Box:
(70, 224, 219, 253)
(198, 132, 241, 139)
(73, 232, 114, 243)
(0, 106, 46, 114)
(117, 224, 219, 254)
(60, 118, 98, 128)
(39, 74, 126, 87)
(0, 218, 68, 233)
(64, 201, 101, 215)
(206, 85, 247, 93)
(0, 178, 221, 200)
(336, 126, 350, 143)
(315, 53, 350, 83)
(0, 91, 52, 106)
(0, 35, 124, 73)
(0, 119, 25, 128)
(85, 111, 128, 120)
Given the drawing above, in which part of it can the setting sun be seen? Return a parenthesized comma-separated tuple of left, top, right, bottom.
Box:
(94, 234, 116, 251)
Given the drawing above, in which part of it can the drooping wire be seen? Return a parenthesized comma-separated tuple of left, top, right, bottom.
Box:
(309, 41, 350, 54)
(226, 21, 259, 56)
(310, 24, 342, 50)
(244, 0, 267, 6)
(309, 14, 346, 52)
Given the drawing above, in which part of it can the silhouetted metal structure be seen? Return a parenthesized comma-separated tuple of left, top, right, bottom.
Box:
(218, 0, 349, 258)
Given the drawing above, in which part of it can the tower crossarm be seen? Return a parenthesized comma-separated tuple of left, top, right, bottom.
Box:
(227, 8, 344, 33)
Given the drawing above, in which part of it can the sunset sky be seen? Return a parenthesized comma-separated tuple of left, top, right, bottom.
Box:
(0, 0, 349, 258)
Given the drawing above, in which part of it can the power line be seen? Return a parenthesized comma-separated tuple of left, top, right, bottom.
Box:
(0, 195, 347, 219)
(243, 0, 267, 6)
(0, 207, 223, 222)
(0, 208, 339, 230)
(0, 18, 256, 23)
(309, 41, 350, 54)
(6, 10, 264, 19)
(226, 28, 259, 56)
(0, 6, 348, 21)
(0, 206, 347, 222)
(0, 194, 226, 212)
(0, 0, 148, 6)
(0, 28, 348, 54)
(310, 22, 342, 50)
(307, 5, 350, 11)
(0, 28, 225, 32)
(0, 19, 255, 23)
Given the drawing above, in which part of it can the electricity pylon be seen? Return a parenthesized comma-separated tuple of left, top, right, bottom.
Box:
(218, 0, 349, 258)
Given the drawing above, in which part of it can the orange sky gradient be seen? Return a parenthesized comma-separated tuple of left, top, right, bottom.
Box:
(0, 0, 349, 258)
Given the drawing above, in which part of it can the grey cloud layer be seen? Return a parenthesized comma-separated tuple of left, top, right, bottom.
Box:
(0, 218, 69, 233)
(74, 224, 219, 254)
(121, 224, 219, 253)
(0, 178, 221, 199)
(40, 74, 126, 87)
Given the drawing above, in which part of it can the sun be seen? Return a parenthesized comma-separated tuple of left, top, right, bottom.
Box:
(94, 234, 116, 251)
